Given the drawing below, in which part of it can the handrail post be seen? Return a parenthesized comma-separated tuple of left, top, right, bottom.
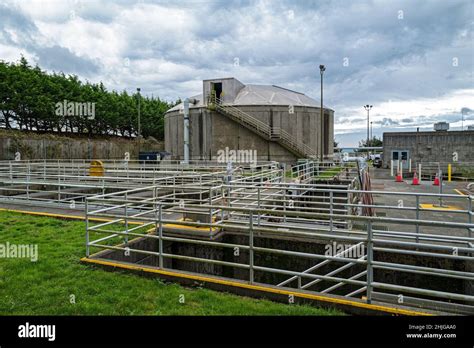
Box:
(124, 191, 128, 244)
(57, 168, 61, 203)
(468, 196, 472, 239)
(329, 191, 334, 232)
(221, 185, 225, 221)
(209, 187, 213, 235)
(158, 203, 163, 269)
(366, 220, 373, 304)
(415, 195, 420, 243)
(85, 199, 90, 257)
(249, 213, 254, 284)
(257, 187, 261, 226)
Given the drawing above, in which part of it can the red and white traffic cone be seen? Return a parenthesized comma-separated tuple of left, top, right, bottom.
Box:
(412, 171, 420, 185)
(433, 173, 440, 186)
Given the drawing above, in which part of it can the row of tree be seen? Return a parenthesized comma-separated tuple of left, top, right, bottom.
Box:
(358, 136, 383, 147)
(0, 57, 177, 139)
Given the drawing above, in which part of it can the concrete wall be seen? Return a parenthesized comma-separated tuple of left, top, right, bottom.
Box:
(203, 77, 245, 104)
(0, 130, 163, 160)
(165, 105, 334, 164)
(383, 130, 474, 168)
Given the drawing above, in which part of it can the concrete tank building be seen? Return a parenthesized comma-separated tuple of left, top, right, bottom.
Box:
(164, 77, 334, 163)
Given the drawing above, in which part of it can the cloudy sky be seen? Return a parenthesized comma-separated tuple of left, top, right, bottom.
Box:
(0, 0, 473, 146)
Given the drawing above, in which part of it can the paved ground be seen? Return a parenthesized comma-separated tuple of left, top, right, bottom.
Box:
(368, 167, 472, 240)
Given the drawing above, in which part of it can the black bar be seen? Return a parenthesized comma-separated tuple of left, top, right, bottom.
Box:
(0, 316, 472, 346)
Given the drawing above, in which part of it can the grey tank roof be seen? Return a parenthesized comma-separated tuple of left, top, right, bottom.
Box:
(166, 83, 329, 113)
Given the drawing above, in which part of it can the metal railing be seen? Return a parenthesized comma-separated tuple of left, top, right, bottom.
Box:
(208, 95, 318, 158)
(0, 159, 280, 209)
(85, 177, 474, 314)
(289, 160, 359, 182)
(3, 157, 473, 313)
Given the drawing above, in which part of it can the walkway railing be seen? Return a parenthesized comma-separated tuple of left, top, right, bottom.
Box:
(0, 159, 278, 209)
(85, 179, 474, 314)
(208, 95, 318, 158)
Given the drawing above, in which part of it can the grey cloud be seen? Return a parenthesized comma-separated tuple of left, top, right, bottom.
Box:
(0, 3, 37, 44)
(109, 0, 472, 107)
(368, 112, 469, 131)
(0, 0, 472, 146)
(336, 116, 365, 124)
(34, 45, 100, 76)
(0, 2, 100, 76)
(376, 118, 400, 126)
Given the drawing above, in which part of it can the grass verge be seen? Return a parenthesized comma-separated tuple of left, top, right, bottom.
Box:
(0, 211, 343, 315)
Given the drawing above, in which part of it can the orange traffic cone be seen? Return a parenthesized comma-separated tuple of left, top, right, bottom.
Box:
(395, 170, 403, 182)
(433, 174, 440, 186)
(412, 172, 420, 185)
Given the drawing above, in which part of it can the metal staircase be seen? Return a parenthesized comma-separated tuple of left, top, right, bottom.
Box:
(207, 95, 318, 159)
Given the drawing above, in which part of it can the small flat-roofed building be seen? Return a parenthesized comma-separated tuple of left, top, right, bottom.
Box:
(383, 125, 474, 168)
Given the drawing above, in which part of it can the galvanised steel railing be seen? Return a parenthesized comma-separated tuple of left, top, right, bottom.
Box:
(0, 159, 354, 210)
(208, 95, 318, 158)
(85, 180, 474, 314)
(289, 160, 359, 182)
(0, 159, 281, 210)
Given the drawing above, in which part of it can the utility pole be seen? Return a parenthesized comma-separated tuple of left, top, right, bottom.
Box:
(319, 65, 326, 161)
(137, 87, 141, 138)
(462, 109, 465, 131)
(364, 105, 372, 159)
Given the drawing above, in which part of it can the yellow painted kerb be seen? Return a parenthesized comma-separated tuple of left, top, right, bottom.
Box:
(81, 257, 432, 316)
(0, 208, 216, 231)
(0, 208, 143, 224)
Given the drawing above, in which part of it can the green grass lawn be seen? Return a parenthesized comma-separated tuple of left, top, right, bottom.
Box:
(0, 211, 343, 315)
(311, 167, 344, 180)
(286, 167, 344, 180)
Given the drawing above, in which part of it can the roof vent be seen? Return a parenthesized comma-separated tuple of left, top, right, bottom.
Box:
(434, 122, 449, 131)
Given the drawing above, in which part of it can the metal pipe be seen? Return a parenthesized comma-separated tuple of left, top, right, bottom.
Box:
(182, 98, 196, 164)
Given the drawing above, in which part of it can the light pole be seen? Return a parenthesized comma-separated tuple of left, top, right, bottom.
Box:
(137, 87, 141, 138)
(370, 121, 373, 142)
(364, 105, 372, 159)
(462, 108, 465, 131)
(319, 64, 326, 161)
